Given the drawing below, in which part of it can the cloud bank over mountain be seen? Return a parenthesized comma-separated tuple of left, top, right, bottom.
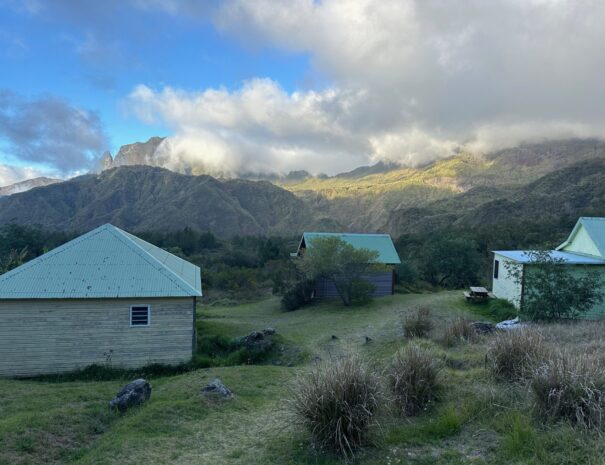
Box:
(2, 0, 605, 182)
(128, 0, 605, 175)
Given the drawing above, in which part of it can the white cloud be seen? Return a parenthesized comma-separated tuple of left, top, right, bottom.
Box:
(128, 0, 605, 174)
(0, 164, 52, 187)
(129, 80, 369, 175)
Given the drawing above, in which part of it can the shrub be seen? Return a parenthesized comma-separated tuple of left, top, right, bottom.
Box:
(349, 279, 375, 305)
(488, 298, 517, 321)
(531, 352, 605, 430)
(403, 307, 434, 338)
(214, 267, 258, 291)
(289, 356, 381, 458)
(487, 328, 546, 382)
(386, 344, 440, 416)
(281, 278, 315, 311)
(395, 261, 418, 285)
(198, 334, 239, 357)
(441, 319, 476, 346)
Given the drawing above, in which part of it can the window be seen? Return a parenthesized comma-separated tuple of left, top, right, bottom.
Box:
(130, 305, 150, 326)
(493, 260, 499, 279)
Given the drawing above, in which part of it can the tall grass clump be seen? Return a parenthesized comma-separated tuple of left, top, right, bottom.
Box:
(531, 352, 605, 430)
(488, 298, 517, 321)
(442, 318, 476, 346)
(488, 328, 547, 382)
(289, 356, 381, 458)
(403, 307, 434, 338)
(387, 344, 440, 416)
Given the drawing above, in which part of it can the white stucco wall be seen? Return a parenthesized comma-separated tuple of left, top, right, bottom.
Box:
(491, 254, 523, 308)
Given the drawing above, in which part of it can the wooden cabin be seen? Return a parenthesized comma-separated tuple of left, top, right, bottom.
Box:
(0, 224, 202, 377)
(295, 232, 401, 299)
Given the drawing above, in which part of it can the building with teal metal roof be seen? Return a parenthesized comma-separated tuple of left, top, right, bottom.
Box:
(298, 232, 401, 264)
(295, 232, 401, 299)
(492, 217, 605, 319)
(0, 224, 201, 377)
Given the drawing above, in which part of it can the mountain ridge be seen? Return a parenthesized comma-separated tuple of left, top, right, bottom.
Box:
(0, 177, 62, 197)
(1, 139, 605, 237)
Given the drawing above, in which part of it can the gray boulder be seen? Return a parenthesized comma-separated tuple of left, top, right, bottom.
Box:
(109, 379, 152, 412)
(238, 328, 276, 352)
(202, 378, 232, 397)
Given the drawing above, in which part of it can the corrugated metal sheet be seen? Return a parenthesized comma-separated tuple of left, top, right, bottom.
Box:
(493, 250, 605, 265)
(301, 232, 401, 264)
(558, 217, 605, 257)
(0, 224, 202, 299)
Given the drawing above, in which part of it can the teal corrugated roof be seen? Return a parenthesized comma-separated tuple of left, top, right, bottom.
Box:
(0, 224, 202, 299)
(562, 217, 605, 257)
(301, 232, 401, 264)
(494, 250, 605, 265)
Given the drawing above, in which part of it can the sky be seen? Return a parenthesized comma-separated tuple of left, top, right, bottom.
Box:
(1, 0, 605, 185)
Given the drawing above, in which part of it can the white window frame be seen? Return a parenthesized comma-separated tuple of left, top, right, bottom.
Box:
(129, 305, 151, 327)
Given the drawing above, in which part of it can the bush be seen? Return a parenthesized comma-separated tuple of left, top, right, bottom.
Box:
(214, 267, 258, 291)
(349, 279, 375, 305)
(281, 278, 315, 311)
(403, 307, 434, 338)
(442, 319, 476, 346)
(487, 328, 546, 382)
(197, 334, 274, 365)
(387, 344, 440, 416)
(531, 352, 605, 429)
(488, 298, 517, 321)
(289, 356, 381, 458)
(395, 261, 418, 285)
(198, 335, 239, 357)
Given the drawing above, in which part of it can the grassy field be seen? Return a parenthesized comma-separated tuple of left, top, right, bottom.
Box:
(2, 291, 605, 465)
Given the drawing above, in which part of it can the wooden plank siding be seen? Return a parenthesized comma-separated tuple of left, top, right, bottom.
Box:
(314, 271, 394, 299)
(0, 297, 195, 377)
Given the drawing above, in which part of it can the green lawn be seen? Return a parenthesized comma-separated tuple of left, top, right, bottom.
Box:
(1, 292, 604, 465)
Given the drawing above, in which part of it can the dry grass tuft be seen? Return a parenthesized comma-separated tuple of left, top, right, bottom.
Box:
(487, 327, 547, 382)
(531, 352, 605, 430)
(403, 307, 434, 338)
(289, 355, 381, 458)
(441, 318, 476, 346)
(386, 344, 441, 416)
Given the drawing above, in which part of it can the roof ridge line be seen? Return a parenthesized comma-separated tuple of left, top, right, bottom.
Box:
(110, 226, 200, 296)
(0, 225, 109, 283)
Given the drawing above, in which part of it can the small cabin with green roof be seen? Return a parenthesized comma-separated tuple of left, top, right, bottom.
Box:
(0, 224, 202, 377)
(295, 232, 401, 299)
(492, 217, 605, 319)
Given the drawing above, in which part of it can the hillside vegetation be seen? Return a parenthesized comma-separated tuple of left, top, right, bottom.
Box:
(1, 139, 604, 238)
(0, 166, 337, 236)
(2, 292, 605, 464)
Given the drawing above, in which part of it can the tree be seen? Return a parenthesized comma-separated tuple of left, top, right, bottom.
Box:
(297, 236, 381, 306)
(419, 238, 481, 288)
(506, 251, 604, 321)
(0, 247, 28, 274)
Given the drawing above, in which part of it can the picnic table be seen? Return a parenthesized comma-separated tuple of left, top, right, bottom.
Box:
(463, 286, 494, 302)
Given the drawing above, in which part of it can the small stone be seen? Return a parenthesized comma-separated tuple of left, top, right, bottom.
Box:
(202, 378, 233, 397)
(365, 336, 373, 344)
(109, 379, 152, 413)
(471, 322, 495, 334)
(331, 335, 338, 340)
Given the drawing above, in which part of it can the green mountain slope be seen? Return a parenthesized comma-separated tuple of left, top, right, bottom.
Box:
(1, 139, 604, 238)
(384, 157, 605, 236)
(0, 166, 338, 235)
(279, 139, 605, 231)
